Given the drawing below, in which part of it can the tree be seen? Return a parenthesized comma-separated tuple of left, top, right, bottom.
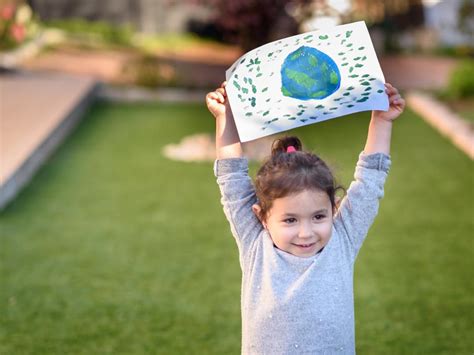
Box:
(200, 0, 312, 51)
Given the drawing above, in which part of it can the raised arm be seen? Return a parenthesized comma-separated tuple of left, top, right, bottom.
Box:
(206, 81, 243, 159)
(333, 83, 405, 259)
(364, 83, 405, 155)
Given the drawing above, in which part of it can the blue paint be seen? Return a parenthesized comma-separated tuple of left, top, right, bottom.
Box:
(281, 46, 341, 100)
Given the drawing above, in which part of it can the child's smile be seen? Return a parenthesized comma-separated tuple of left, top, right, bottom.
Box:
(260, 189, 334, 258)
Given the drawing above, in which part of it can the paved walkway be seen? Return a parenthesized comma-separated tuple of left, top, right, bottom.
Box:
(0, 70, 97, 209)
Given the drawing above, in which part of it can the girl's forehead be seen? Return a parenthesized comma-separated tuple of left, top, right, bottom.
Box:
(272, 189, 331, 209)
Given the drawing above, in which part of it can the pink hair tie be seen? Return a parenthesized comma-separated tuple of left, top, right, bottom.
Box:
(286, 145, 297, 153)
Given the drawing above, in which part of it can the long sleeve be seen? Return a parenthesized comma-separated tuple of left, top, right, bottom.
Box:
(333, 152, 391, 261)
(214, 158, 264, 266)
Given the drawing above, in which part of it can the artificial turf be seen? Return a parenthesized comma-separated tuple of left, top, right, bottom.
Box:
(1, 101, 472, 354)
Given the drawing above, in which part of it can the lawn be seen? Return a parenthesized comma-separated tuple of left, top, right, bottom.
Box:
(1, 102, 473, 354)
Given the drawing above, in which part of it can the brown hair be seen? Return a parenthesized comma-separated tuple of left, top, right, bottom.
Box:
(254, 136, 344, 221)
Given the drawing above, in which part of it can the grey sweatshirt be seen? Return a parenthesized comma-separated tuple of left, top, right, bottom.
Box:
(215, 152, 391, 354)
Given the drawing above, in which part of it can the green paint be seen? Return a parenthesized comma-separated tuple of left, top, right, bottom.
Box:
(311, 90, 328, 98)
(330, 70, 339, 84)
(285, 68, 317, 89)
(309, 55, 318, 67)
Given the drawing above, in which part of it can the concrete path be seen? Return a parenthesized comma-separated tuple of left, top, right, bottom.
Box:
(0, 70, 98, 209)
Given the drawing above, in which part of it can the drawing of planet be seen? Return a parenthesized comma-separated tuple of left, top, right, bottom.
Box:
(281, 46, 341, 100)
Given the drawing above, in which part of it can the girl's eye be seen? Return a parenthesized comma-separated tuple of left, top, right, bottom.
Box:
(284, 218, 297, 224)
(313, 214, 326, 221)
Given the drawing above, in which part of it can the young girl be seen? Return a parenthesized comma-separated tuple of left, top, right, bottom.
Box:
(206, 82, 405, 354)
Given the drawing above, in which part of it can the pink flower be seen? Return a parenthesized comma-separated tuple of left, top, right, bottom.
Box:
(10, 23, 26, 43)
(1, 4, 15, 21)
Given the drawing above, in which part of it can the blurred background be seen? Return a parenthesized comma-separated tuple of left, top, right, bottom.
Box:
(1, 0, 473, 354)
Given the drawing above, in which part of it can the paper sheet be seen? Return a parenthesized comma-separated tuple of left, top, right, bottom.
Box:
(225, 21, 388, 142)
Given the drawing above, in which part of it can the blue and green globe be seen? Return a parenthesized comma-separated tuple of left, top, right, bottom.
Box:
(281, 46, 341, 100)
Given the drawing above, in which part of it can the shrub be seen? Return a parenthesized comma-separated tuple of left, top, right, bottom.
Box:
(0, 3, 38, 50)
(447, 60, 474, 99)
(45, 19, 133, 47)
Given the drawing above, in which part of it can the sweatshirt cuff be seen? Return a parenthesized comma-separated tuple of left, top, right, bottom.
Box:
(214, 158, 249, 177)
(358, 152, 391, 172)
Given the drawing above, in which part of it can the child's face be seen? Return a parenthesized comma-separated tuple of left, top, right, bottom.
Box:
(262, 189, 333, 258)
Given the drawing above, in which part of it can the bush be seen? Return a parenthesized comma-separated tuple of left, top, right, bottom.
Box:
(0, 3, 39, 50)
(446, 60, 474, 99)
(45, 19, 133, 47)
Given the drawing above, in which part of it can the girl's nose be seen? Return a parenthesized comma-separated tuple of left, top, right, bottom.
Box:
(299, 222, 313, 239)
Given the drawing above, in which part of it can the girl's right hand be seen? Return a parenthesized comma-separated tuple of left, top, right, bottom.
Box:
(206, 82, 228, 119)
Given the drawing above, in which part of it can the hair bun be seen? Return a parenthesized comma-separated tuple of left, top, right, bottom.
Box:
(271, 136, 303, 156)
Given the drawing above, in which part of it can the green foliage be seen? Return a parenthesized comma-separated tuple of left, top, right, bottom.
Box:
(0, 3, 39, 51)
(446, 60, 474, 99)
(1, 103, 473, 354)
(45, 19, 133, 47)
(124, 55, 178, 88)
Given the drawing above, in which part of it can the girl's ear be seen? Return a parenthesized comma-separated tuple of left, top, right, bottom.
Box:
(252, 204, 266, 228)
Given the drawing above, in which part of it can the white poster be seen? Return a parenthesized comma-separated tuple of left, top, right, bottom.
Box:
(225, 21, 388, 142)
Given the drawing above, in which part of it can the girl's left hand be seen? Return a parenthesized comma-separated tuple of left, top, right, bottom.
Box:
(373, 83, 405, 122)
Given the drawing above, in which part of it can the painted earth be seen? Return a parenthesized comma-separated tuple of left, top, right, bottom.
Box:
(281, 46, 341, 100)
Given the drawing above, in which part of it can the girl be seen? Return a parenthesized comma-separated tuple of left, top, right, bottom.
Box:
(206, 82, 405, 354)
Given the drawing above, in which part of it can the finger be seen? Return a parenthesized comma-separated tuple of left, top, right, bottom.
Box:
(221, 81, 227, 88)
(206, 92, 223, 104)
(215, 91, 225, 103)
(216, 87, 226, 98)
(389, 94, 401, 104)
(395, 97, 406, 109)
(385, 85, 397, 96)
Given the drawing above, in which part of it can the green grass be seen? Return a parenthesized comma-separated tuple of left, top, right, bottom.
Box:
(1, 102, 473, 354)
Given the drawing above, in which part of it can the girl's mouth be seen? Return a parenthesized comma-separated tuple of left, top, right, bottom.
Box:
(293, 243, 316, 249)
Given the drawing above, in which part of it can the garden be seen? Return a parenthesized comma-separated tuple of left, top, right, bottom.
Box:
(1, 1, 473, 354)
(1, 101, 473, 354)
